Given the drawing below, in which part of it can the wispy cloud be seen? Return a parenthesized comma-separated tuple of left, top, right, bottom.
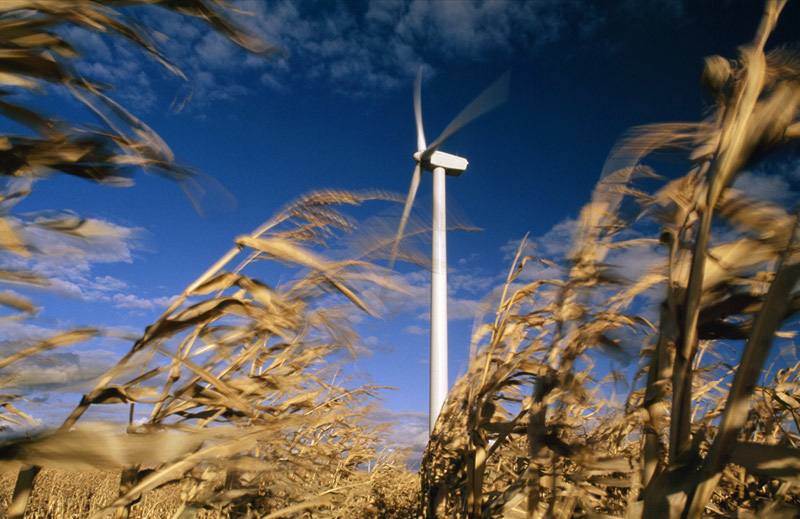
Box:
(46, 0, 694, 114)
(389, 260, 497, 325)
(447, 297, 483, 320)
(502, 217, 577, 263)
(732, 168, 798, 206)
(0, 320, 60, 342)
(111, 293, 177, 311)
(3, 214, 176, 321)
(403, 324, 427, 335)
(0, 339, 128, 391)
(63, 26, 161, 110)
(618, 0, 686, 19)
(233, 0, 605, 95)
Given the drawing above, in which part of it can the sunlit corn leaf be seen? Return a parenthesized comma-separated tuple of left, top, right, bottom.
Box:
(0, 289, 36, 315)
(0, 423, 207, 470)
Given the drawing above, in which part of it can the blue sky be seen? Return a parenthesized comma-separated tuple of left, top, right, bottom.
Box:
(3, 0, 800, 458)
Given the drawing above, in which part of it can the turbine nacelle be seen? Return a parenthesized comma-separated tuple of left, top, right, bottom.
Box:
(414, 150, 469, 176)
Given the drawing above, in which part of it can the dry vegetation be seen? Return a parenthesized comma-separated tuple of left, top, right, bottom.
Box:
(421, 1, 800, 518)
(1, 0, 800, 518)
(0, 2, 419, 518)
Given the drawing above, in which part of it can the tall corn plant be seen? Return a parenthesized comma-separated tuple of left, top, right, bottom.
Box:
(634, 1, 800, 516)
(0, 0, 279, 192)
(0, 4, 420, 519)
(422, 166, 654, 519)
(0, 0, 279, 424)
(0, 0, 279, 284)
(421, 1, 800, 518)
(0, 1, 280, 517)
(4, 189, 412, 519)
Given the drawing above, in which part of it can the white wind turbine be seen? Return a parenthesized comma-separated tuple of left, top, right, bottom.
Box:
(390, 68, 510, 433)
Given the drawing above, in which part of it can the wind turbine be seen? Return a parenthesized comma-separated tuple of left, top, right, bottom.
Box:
(390, 68, 510, 433)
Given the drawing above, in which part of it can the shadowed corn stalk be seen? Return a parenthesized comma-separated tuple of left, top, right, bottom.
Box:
(421, 1, 800, 518)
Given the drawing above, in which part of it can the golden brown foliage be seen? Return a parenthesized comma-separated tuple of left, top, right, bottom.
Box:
(0, 189, 419, 519)
(0, 2, 419, 519)
(420, 1, 800, 518)
(0, 0, 282, 430)
(3, 1, 800, 519)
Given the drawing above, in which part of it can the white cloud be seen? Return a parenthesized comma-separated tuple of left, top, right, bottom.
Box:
(457, 252, 481, 266)
(51, 0, 690, 110)
(0, 342, 125, 390)
(499, 222, 576, 284)
(196, 31, 238, 69)
(371, 407, 429, 466)
(184, 0, 645, 99)
(153, 295, 179, 307)
(605, 240, 663, 283)
(732, 170, 797, 205)
(414, 296, 483, 322)
(404, 324, 427, 335)
(11, 351, 86, 387)
(447, 298, 482, 320)
(388, 266, 493, 324)
(494, 215, 667, 327)
(363, 335, 380, 346)
(449, 271, 494, 294)
(0, 320, 58, 342)
(536, 217, 578, 259)
(618, 0, 685, 18)
(3, 215, 140, 300)
(253, 0, 592, 93)
(111, 293, 156, 310)
(501, 218, 577, 263)
(1, 213, 176, 317)
(46, 277, 87, 300)
(394, 0, 516, 58)
(23, 215, 139, 265)
(62, 27, 113, 62)
(91, 275, 128, 292)
(156, 12, 204, 41)
(112, 293, 177, 311)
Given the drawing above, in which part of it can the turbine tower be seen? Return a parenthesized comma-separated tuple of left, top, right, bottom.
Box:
(390, 68, 510, 433)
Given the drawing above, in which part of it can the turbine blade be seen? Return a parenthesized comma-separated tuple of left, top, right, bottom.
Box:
(388, 164, 423, 270)
(415, 67, 427, 152)
(423, 69, 510, 159)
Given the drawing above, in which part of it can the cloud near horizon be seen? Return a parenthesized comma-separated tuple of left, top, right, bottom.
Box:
(370, 406, 428, 466)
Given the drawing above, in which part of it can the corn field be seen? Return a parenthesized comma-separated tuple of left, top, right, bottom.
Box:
(1, 1, 799, 518)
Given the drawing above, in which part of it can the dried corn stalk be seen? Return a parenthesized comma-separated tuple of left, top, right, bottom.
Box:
(421, 2, 800, 518)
